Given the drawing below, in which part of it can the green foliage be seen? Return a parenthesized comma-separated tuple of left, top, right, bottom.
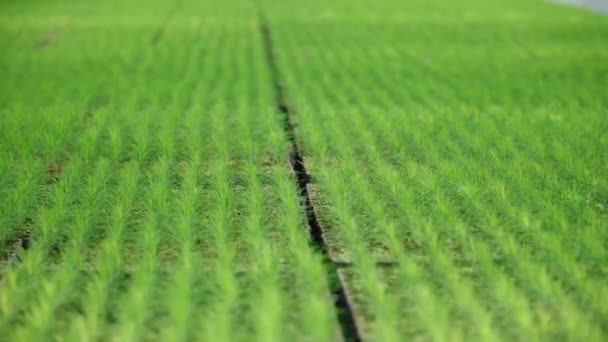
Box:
(264, 0, 608, 339)
(1, 0, 607, 340)
(0, 0, 336, 340)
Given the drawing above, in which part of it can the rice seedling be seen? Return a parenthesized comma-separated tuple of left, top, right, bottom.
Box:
(0, 0, 343, 339)
(1, 0, 607, 340)
(263, 0, 608, 339)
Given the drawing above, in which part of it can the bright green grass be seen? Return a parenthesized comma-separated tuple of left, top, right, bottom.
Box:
(0, 0, 336, 340)
(263, 0, 608, 340)
(2, 0, 608, 341)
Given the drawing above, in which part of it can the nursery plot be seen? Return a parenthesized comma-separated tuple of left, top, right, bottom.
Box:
(263, 0, 608, 340)
(2, 0, 608, 340)
(0, 0, 338, 340)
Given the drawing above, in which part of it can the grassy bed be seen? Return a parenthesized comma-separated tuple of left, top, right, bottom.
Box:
(1, 0, 607, 340)
(264, 0, 608, 340)
(0, 0, 337, 340)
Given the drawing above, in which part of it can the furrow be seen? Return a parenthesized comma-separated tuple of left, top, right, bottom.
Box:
(257, 13, 362, 342)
